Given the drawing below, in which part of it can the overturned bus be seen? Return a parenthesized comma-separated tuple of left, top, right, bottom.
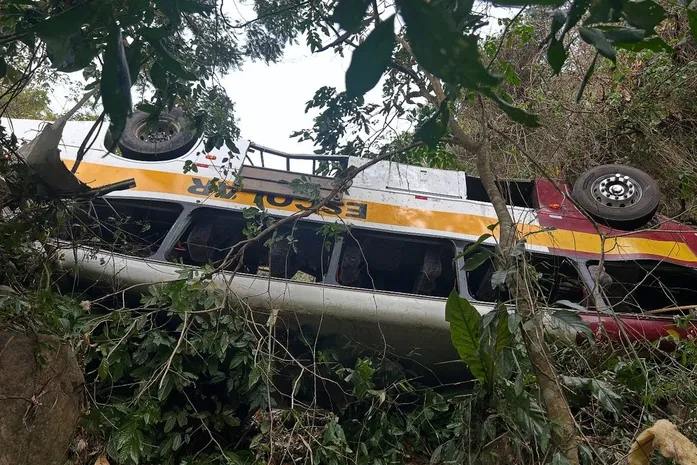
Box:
(8, 109, 697, 376)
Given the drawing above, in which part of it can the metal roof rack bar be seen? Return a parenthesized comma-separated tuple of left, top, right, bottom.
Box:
(248, 142, 350, 171)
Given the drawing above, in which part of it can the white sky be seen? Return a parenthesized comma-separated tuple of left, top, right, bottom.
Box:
(46, 3, 517, 154)
(223, 44, 378, 152)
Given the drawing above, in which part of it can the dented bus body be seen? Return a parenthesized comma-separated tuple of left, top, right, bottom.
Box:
(8, 116, 697, 377)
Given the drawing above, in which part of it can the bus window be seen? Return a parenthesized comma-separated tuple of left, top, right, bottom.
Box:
(466, 250, 587, 308)
(590, 261, 697, 313)
(168, 208, 333, 282)
(336, 230, 456, 297)
(65, 199, 183, 258)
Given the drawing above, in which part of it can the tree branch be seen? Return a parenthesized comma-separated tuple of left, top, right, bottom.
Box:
(232, 0, 312, 29)
(475, 96, 579, 465)
(316, 29, 360, 52)
(486, 6, 526, 71)
(214, 142, 423, 276)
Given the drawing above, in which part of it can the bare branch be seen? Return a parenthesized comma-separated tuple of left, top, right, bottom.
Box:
(232, 0, 312, 29)
(486, 6, 527, 71)
(316, 29, 360, 52)
(214, 141, 424, 276)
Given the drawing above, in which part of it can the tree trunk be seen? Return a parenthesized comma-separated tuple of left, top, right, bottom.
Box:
(471, 133, 580, 464)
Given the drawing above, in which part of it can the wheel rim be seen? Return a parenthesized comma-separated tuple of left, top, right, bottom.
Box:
(134, 115, 181, 144)
(591, 172, 643, 208)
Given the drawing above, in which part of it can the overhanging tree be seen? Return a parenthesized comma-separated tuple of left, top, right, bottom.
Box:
(290, 0, 692, 462)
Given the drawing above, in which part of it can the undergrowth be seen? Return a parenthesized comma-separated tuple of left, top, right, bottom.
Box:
(3, 272, 697, 465)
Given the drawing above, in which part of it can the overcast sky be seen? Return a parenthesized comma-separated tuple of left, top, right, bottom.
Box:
(46, 3, 516, 154)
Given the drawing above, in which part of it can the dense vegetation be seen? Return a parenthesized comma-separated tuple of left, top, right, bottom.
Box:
(2, 0, 697, 464)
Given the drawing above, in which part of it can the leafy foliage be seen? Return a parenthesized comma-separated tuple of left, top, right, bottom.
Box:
(0, 0, 308, 151)
(79, 280, 269, 464)
(446, 290, 513, 388)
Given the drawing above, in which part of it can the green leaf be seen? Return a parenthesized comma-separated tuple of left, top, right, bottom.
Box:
(590, 379, 623, 414)
(31, 3, 98, 38)
(414, 100, 450, 148)
(455, 233, 493, 260)
(579, 27, 616, 62)
(179, 0, 215, 13)
(150, 61, 168, 90)
(622, 0, 666, 33)
(688, 9, 697, 41)
(345, 15, 395, 97)
(549, 9, 567, 39)
(164, 415, 176, 433)
(494, 304, 511, 355)
(555, 299, 587, 312)
(332, 0, 370, 32)
(248, 366, 261, 389)
(139, 27, 171, 40)
(547, 39, 566, 75)
(462, 250, 493, 271)
(491, 270, 509, 288)
(584, 0, 612, 25)
(562, 375, 590, 390)
(146, 38, 197, 80)
(550, 452, 573, 465)
(561, 0, 591, 37)
(445, 290, 487, 382)
(125, 39, 143, 84)
(613, 36, 672, 52)
(172, 433, 183, 451)
(490, 94, 540, 127)
(98, 358, 109, 381)
(508, 312, 522, 335)
(596, 25, 645, 43)
(101, 25, 133, 152)
(550, 309, 594, 342)
(154, 0, 182, 27)
(583, 1, 612, 26)
(137, 103, 159, 114)
(576, 52, 598, 103)
(397, 0, 498, 89)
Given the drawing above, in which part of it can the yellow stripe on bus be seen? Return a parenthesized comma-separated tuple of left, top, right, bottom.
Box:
(75, 162, 697, 264)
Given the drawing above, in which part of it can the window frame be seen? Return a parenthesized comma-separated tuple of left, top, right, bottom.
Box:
(583, 259, 697, 314)
(322, 227, 460, 298)
(70, 197, 187, 260)
(457, 241, 593, 311)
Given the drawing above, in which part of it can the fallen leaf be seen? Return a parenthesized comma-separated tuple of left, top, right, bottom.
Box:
(94, 455, 110, 465)
(628, 419, 697, 465)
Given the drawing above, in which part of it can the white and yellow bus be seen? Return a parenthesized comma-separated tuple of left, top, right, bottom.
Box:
(8, 109, 697, 375)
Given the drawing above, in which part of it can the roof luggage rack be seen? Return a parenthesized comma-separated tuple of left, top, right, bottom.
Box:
(239, 143, 350, 202)
(246, 142, 349, 176)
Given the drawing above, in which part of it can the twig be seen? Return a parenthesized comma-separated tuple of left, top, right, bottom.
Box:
(81, 178, 136, 197)
(232, 0, 311, 28)
(159, 311, 189, 390)
(644, 304, 697, 315)
(316, 29, 361, 52)
(71, 110, 106, 173)
(214, 142, 423, 276)
(486, 7, 527, 72)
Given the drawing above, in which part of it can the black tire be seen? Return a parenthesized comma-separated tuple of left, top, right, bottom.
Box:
(117, 108, 200, 161)
(572, 164, 660, 230)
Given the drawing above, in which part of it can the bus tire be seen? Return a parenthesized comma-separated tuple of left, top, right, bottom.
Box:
(116, 108, 200, 161)
(572, 164, 660, 230)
